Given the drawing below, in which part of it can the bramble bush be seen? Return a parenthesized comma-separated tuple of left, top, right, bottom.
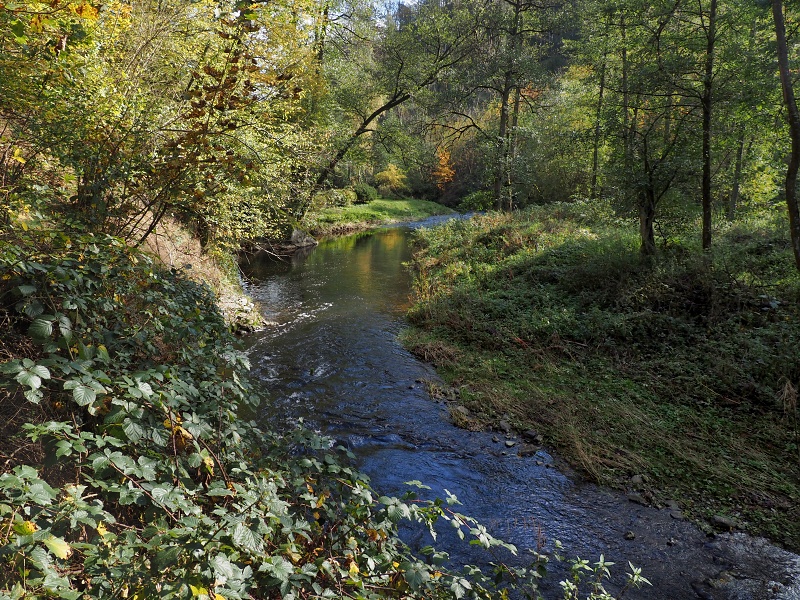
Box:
(0, 230, 647, 599)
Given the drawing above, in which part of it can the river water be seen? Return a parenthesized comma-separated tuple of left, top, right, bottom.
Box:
(242, 218, 800, 599)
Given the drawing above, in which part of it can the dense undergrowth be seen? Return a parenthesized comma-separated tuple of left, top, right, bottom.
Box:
(404, 203, 800, 551)
(0, 228, 649, 599)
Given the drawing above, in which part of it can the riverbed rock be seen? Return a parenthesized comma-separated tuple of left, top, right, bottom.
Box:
(670, 510, 684, 520)
(498, 420, 512, 434)
(492, 435, 500, 443)
(630, 474, 644, 485)
(453, 405, 470, 419)
(711, 515, 740, 530)
(517, 444, 538, 457)
(522, 430, 544, 444)
(504, 440, 516, 448)
(290, 228, 318, 247)
(627, 493, 648, 506)
(624, 531, 636, 540)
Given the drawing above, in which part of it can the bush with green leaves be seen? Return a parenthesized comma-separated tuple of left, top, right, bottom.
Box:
(459, 190, 494, 211)
(353, 183, 379, 205)
(0, 230, 647, 599)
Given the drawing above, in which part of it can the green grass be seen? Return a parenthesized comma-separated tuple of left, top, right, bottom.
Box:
(306, 198, 456, 236)
(403, 202, 800, 551)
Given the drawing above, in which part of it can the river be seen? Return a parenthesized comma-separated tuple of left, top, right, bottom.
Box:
(241, 217, 800, 600)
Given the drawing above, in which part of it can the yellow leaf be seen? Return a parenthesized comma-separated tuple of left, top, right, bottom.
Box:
(43, 534, 72, 559)
(215, 595, 224, 600)
(72, 2, 99, 20)
(348, 560, 359, 577)
(189, 584, 208, 597)
(13, 520, 37, 535)
(202, 454, 214, 476)
(30, 14, 43, 33)
(96, 522, 108, 537)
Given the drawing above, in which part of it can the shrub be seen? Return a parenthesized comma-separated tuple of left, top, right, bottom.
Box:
(312, 188, 358, 208)
(353, 182, 379, 204)
(460, 190, 494, 211)
(375, 164, 410, 198)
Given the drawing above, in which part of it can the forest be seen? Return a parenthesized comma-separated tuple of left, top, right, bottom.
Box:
(1, 0, 799, 598)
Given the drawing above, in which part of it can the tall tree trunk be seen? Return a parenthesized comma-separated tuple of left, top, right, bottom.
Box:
(773, 0, 800, 271)
(701, 0, 717, 251)
(590, 52, 607, 199)
(728, 134, 746, 221)
(494, 78, 512, 210)
(639, 137, 657, 256)
(621, 12, 631, 172)
(508, 86, 522, 210)
(494, 0, 523, 211)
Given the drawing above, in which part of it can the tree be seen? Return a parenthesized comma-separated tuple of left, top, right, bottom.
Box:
(772, 0, 800, 271)
(1, 0, 319, 246)
(299, 0, 478, 215)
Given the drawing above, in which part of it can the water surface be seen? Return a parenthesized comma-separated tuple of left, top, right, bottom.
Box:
(242, 221, 800, 599)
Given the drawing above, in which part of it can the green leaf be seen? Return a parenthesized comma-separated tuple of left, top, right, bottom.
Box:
(58, 315, 72, 343)
(72, 384, 96, 406)
(122, 419, 144, 443)
(17, 285, 36, 296)
(29, 365, 51, 380)
(210, 554, 235, 580)
(155, 545, 182, 569)
(29, 317, 54, 340)
(0, 360, 22, 375)
(10, 19, 26, 43)
(15, 370, 41, 389)
(43, 535, 72, 559)
(402, 562, 430, 590)
(24, 388, 43, 403)
(232, 522, 264, 553)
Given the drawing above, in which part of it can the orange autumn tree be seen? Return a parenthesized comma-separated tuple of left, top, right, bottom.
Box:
(432, 147, 455, 190)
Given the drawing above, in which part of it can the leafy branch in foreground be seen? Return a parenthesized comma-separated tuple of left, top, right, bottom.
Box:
(0, 231, 647, 599)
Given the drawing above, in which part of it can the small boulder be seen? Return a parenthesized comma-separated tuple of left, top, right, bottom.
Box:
(453, 405, 470, 419)
(711, 515, 739, 530)
(517, 444, 538, 457)
(290, 229, 318, 247)
(627, 493, 648, 506)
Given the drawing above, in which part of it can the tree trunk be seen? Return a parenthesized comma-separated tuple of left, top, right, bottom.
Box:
(728, 134, 746, 221)
(494, 78, 511, 210)
(773, 0, 800, 272)
(304, 92, 411, 217)
(639, 190, 657, 256)
(590, 53, 607, 199)
(621, 12, 631, 171)
(639, 140, 657, 256)
(701, 0, 717, 251)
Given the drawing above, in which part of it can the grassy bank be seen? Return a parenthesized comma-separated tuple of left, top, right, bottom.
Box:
(305, 198, 456, 236)
(403, 202, 800, 550)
